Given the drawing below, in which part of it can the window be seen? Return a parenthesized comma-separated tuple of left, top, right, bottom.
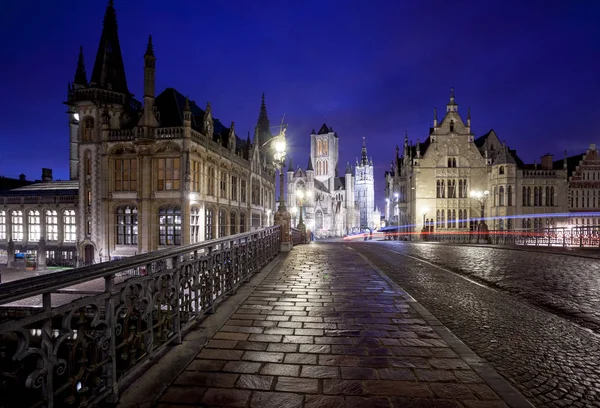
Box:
(316, 211, 324, 230)
(436, 180, 441, 198)
(230, 212, 237, 235)
(508, 186, 513, 206)
(447, 158, 457, 168)
(207, 166, 215, 196)
(240, 179, 247, 203)
(116, 206, 138, 245)
(448, 180, 456, 198)
(158, 207, 181, 245)
(251, 179, 260, 205)
(522, 187, 527, 206)
(114, 158, 138, 191)
(545, 187, 550, 206)
(205, 208, 214, 240)
(440, 210, 445, 228)
(191, 160, 201, 192)
(527, 187, 531, 206)
(83, 117, 94, 142)
(63, 210, 76, 242)
(220, 172, 227, 198)
(46, 211, 58, 241)
(231, 176, 238, 201)
(190, 207, 201, 243)
(28, 210, 41, 241)
(499, 186, 505, 206)
(449, 120, 454, 133)
(550, 187, 555, 206)
(11, 211, 23, 241)
(507, 218, 512, 231)
(85, 151, 92, 176)
(157, 158, 181, 191)
(219, 209, 227, 237)
(0, 211, 5, 240)
(240, 212, 246, 233)
(499, 166, 504, 175)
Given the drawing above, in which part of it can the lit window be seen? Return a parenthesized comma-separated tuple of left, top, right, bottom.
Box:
(116, 206, 138, 245)
(191, 160, 201, 192)
(114, 158, 138, 191)
(46, 211, 58, 241)
(0, 211, 5, 240)
(11, 211, 23, 241)
(190, 207, 201, 243)
(205, 208, 214, 240)
(28, 210, 41, 241)
(157, 158, 181, 191)
(63, 210, 76, 242)
(158, 207, 181, 245)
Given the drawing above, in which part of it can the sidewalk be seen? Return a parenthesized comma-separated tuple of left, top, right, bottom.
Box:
(424, 241, 600, 259)
(121, 243, 531, 408)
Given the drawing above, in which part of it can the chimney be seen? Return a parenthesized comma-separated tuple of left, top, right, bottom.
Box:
(540, 154, 553, 170)
(42, 168, 53, 182)
(19, 174, 26, 181)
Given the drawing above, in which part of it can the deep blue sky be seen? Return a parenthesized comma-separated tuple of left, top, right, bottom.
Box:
(1, 0, 599, 208)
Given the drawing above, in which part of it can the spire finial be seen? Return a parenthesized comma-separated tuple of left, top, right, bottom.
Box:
(74, 46, 88, 86)
(450, 87, 455, 102)
(362, 136, 366, 148)
(184, 96, 190, 111)
(145, 35, 154, 56)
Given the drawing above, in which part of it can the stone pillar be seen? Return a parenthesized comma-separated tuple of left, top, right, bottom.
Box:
(37, 237, 47, 269)
(6, 239, 14, 268)
(275, 210, 292, 251)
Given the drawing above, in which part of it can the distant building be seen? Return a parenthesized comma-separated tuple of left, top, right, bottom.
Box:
(355, 137, 375, 229)
(564, 144, 600, 228)
(384, 89, 581, 237)
(0, 1, 276, 267)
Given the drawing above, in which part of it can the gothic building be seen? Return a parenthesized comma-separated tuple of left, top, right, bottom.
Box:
(384, 89, 577, 237)
(355, 137, 375, 229)
(0, 1, 276, 267)
(286, 124, 362, 237)
(565, 144, 600, 228)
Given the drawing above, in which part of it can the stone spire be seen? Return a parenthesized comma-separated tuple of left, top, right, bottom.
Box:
(446, 87, 458, 112)
(255, 93, 271, 148)
(467, 107, 471, 127)
(360, 137, 369, 165)
(433, 107, 437, 127)
(307, 156, 314, 172)
(138, 35, 159, 128)
(90, 0, 129, 94)
(73, 46, 87, 87)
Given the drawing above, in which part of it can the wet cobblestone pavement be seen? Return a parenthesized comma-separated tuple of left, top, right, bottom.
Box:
(156, 244, 521, 407)
(350, 241, 600, 408)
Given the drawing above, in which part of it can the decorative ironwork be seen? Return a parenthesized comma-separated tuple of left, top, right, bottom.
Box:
(0, 226, 281, 408)
(427, 226, 600, 247)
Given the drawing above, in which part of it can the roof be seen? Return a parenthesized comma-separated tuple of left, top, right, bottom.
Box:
(155, 88, 248, 153)
(314, 179, 329, 193)
(317, 123, 330, 135)
(554, 153, 584, 177)
(0, 177, 35, 192)
(0, 181, 79, 196)
(334, 177, 346, 190)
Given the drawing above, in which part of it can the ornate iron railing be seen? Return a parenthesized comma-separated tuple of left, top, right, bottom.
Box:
(0, 226, 281, 408)
(426, 226, 600, 247)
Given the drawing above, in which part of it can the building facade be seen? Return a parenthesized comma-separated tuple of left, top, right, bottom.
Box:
(565, 144, 600, 228)
(355, 137, 375, 229)
(286, 124, 362, 237)
(0, 1, 276, 266)
(384, 89, 579, 238)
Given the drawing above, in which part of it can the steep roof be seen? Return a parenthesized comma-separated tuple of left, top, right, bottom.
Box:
(0, 176, 35, 192)
(317, 123, 330, 135)
(314, 179, 329, 193)
(554, 153, 585, 177)
(334, 177, 346, 190)
(154, 88, 248, 152)
(0, 181, 79, 196)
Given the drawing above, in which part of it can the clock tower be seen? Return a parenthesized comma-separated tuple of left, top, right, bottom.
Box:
(355, 137, 375, 229)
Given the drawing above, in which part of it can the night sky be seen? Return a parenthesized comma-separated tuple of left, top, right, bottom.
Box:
(1, 0, 599, 208)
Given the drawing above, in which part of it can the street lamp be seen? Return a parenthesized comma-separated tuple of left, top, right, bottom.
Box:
(295, 188, 312, 242)
(421, 207, 429, 240)
(470, 190, 490, 243)
(271, 132, 287, 212)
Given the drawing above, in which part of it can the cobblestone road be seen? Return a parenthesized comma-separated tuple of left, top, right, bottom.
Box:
(155, 244, 520, 408)
(350, 241, 600, 408)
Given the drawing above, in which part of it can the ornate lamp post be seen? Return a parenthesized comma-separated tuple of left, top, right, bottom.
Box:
(470, 190, 490, 243)
(271, 129, 292, 251)
(394, 192, 400, 240)
(295, 189, 312, 243)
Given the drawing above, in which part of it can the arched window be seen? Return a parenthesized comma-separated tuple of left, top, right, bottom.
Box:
(508, 186, 513, 206)
(452, 158, 457, 168)
(316, 211, 324, 230)
(0, 211, 5, 240)
(449, 120, 454, 133)
(46, 210, 58, 241)
(230, 211, 237, 235)
(190, 206, 201, 243)
(550, 187, 555, 206)
(28, 210, 41, 241)
(205, 208, 214, 240)
(85, 151, 92, 176)
(158, 207, 181, 245)
(83, 117, 95, 142)
(522, 187, 527, 206)
(545, 187, 550, 206)
(499, 186, 505, 206)
(240, 212, 246, 234)
(499, 166, 504, 175)
(63, 210, 76, 242)
(116, 206, 138, 245)
(527, 187, 531, 206)
(219, 209, 227, 237)
(11, 211, 23, 241)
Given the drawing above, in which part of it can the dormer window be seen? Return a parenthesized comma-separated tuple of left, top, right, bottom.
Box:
(449, 121, 454, 132)
(499, 166, 505, 175)
(447, 158, 457, 168)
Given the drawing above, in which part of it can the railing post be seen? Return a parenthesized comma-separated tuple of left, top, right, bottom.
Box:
(41, 292, 55, 408)
(104, 274, 119, 403)
(172, 255, 182, 344)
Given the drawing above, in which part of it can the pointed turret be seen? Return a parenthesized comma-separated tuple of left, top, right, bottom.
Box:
(138, 35, 159, 128)
(360, 137, 369, 165)
(288, 156, 293, 170)
(345, 162, 352, 175)
(255, 93, 271, 148)
(307, 156, 314, 172)
(73, 46, 87, 87)
(433, 107, 438, 127)
(90, 0, 129, 94)
(228, 122, 236, 152)
(467, 107, 471, 127)
(446, 87, 458, 112)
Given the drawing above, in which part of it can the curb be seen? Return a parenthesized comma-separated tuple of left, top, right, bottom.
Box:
(348, 246, 534, 408)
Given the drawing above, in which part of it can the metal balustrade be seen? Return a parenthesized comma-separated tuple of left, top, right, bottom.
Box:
(425, 226, 600, 247)
(0, 226, 281, 408)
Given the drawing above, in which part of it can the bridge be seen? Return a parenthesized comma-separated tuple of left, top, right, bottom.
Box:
(2, 228, 600, 407)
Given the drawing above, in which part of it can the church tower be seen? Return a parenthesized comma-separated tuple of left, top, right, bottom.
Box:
(354, 137, 375, 229)
(310, 124, 339, 192)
